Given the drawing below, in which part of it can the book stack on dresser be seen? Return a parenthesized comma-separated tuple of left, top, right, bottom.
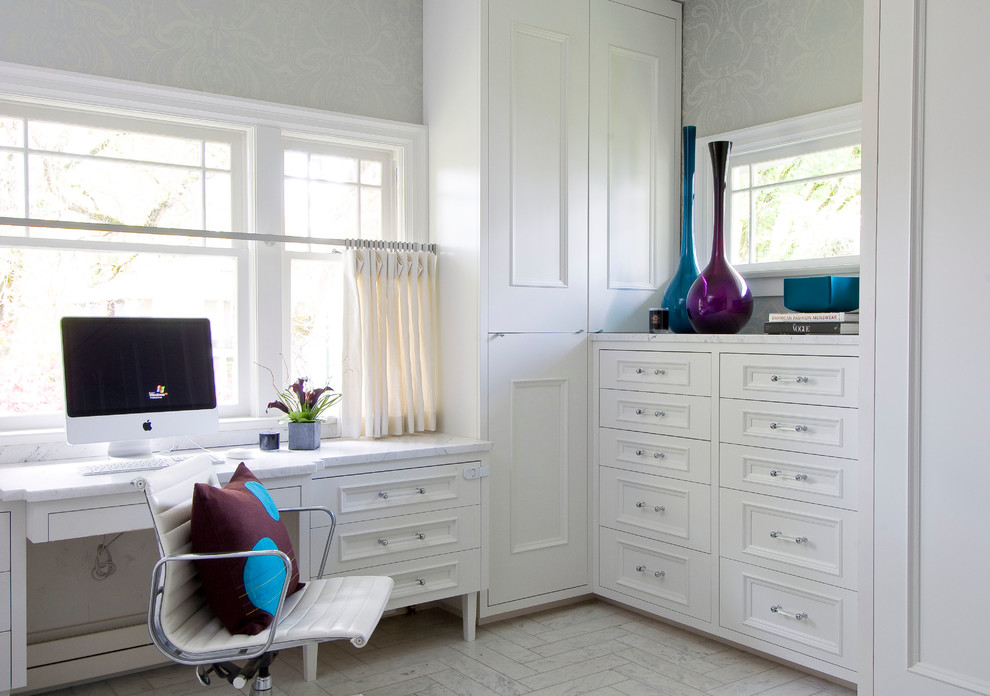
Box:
(764, 311, 859, 335)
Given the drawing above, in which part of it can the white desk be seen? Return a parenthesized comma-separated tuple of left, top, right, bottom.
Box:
(0, 433, 490, 694)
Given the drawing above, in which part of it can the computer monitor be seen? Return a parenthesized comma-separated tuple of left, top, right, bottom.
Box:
(60, 316, 219, 458)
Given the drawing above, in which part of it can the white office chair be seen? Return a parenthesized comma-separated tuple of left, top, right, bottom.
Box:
(136, 454, 393, 695)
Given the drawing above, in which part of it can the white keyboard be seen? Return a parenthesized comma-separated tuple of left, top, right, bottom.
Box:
(79, 455, 188, 476)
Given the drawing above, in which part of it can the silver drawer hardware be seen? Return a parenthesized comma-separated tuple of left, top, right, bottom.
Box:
(378, 538, 389, 546)
(378, 491, 389, 499)
(635, 449, 644, 456)
(635, 564, 665, 578)
(771, 375, 809, 383)
(634, 450, 664, 460)
(415, 532, 426, 540)
(770, 469, 809, 481)
(770, 531, 808, 544)
(770, 422, 808, 432)
(379, 487, 426, 499)
(633, 408, 665, 417)
(416, 487, 426, 494)
(634, 368, 666, 376)
(770, 604, 808, 620)
(416, 578, 427, 586)
(635, 501, 665, 512)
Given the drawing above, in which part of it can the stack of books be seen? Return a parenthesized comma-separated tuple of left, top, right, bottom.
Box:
(764, 311, 859, 335)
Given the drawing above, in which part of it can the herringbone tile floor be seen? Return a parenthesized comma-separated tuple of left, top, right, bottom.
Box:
(44, 599, 856, 696)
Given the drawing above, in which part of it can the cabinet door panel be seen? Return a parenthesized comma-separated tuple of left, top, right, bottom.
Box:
(589, 0, 681, 332)
(488, 333, 588, 606)
(488, 0, 589, 331)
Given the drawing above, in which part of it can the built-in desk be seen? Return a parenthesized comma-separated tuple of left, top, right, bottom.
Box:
(0, 433, 490, 694)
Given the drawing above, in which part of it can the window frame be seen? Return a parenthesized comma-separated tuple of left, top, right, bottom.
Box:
(694, 104, 862, 297)
(0, 62, 427, 454)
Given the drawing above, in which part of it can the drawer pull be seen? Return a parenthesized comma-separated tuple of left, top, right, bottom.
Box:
(378, 491, 389, 499)
(770, 531, 808, 544)
(635, 501, 666, 513)
(416, 487, 426, 494)
(378, 538, 389, 546)
(634, 450, 664, 460)
(770, 604, 808, 620)
(771, 375, 810, 383)
(770, 422, 808, 432)
(415, 532, 426, 540)
(634, 408, 665, 418)
(636, 367, 666, 376)
(769, 469, 809, 481)
(635, 564, 665, 578)
(416, 578, 427, 586)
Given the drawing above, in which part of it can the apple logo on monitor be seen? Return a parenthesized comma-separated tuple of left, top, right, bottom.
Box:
(143, 420, 153, 432)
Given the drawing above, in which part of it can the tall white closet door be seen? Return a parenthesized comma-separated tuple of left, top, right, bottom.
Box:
(872, 1, 990, 694)
(588, 0, 681, 333)
(486, 333, 588, 608)
(488, 0, 589, 332)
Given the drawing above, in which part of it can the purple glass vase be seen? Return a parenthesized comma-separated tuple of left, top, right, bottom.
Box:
(685, 141, 753, 334)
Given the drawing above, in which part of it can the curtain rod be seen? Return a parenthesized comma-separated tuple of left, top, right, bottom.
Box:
(0, 216, 437, 253)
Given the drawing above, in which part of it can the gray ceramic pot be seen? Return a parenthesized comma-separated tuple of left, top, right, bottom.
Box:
(287, 421, 321, 450)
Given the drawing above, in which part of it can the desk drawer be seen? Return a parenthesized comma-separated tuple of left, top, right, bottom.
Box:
(0, 513, 8, 572)
(601, 390, 710, 440)
(720, 400, 857, 459)
(600, 527, 711, 622)
(600, 350, 711, 395)
(720, 444, 857, 511)
(720, 354, 858, 407)
(720, 489, 856, 589)
(330, 550, 481, 611)
(314, 506, 481, 575)
(601, 468, 710, 552)
(600, 428, 710, 484)
(720, 558, 857, 670)
(0, 572, 9, 631)
(311, 462, 480, 525)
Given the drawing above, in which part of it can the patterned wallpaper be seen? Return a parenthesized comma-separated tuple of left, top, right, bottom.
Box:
(682, 0, 863, 137)
(0, 0, 424, 124)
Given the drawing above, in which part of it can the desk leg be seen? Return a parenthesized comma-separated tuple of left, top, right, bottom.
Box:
(461, 592, 477, 641)
(302, 643, 318, 681)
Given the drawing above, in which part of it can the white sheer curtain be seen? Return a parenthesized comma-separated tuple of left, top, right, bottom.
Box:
(342, 248, 438, 438)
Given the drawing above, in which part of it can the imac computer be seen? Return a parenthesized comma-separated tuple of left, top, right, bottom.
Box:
(60, 316, 219, 458)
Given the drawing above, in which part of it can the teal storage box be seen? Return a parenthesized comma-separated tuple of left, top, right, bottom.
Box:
(783, 276, 859, 312)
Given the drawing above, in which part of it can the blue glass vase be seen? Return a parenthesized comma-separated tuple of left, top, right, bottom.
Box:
(662, 126, 701, 333)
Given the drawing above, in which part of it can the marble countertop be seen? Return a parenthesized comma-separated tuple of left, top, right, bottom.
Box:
(590, 332, 859, 345)
(0, 432, 492, 503)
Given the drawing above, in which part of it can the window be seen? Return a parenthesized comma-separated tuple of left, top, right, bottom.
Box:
(695, 105, 862, 292)
(0, 64, 425, 442)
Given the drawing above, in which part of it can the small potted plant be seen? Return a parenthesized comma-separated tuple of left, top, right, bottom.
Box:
(264, 374, 342, 450)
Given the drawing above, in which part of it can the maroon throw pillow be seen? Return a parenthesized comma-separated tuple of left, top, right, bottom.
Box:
(190, 463, 304, 635)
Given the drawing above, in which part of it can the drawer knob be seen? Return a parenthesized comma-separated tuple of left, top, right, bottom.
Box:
(770, 531, 808, 544)
(635, 564, 665, 578)
(416, 578, 427, 586)
(654, 411, 665, 418)
(378, 538, 389, 546)
(770, 422, 808, 432)
(771, 375, 809, 383)
(378, 491, 389, 499)
(416, 487, 426, 494)
(770, 604, 808, 621)
(635, 449, 644, 456)
(415, 532, 426, 540)
(770, 469, 809, 481)
(655, 369, 665, 376)
(635, 501, 665, 512)
(654, 452, 665, 459)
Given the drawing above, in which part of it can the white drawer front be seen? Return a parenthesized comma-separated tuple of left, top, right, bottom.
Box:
(0, 630, 9, 692)
(600, 427, 710, 484)
(720, 444, 857, 511)
(0, 513, 8, 572)
(0, 572, 9, 632)
(601, 468, 710, 552)
(720, 400, 857, 459)
(601, 390, 711, 440)
(600, 527, 711, 622)
(600, 350, 711, 395)
(311, 462, 480, 525)
(720, 489, 856, 589)
(720, 354, 858, 407)
(720, 559, 857, 670)
(315, 506, 481, 575)
(329, 550, 481, 611)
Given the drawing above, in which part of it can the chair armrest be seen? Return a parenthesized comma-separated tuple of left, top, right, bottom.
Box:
(279, 506, 336, 579)
(149, 548, 292, 664)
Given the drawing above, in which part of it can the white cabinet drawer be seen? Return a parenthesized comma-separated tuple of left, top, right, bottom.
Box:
(600, 527, 711, 622)
(314, 506, 481, 576)
(720, 444, 857, 511)
(720, 558, 857, 670)
(330, 550, 481, 611)
(600, 428, 710, 484)
(601, 468, 710, 552)
(0, 572, 8, 631)
(310, 462, 480, 525)
(600, 350, 711, 395)
(601, 390, 711, 440)
(720, 489, 856, 589)
(0, 631, 9, 692)
(720, 399, 857, 459)
(0, 513, 8, 572)
(720, 354, 858, 407)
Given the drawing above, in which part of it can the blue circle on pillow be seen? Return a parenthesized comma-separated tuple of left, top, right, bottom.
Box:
(244, 537, 286, 616)
(245, 480, 279, 521)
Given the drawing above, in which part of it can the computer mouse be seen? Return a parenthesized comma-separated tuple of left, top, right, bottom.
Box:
(225, 447, 254, 460)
